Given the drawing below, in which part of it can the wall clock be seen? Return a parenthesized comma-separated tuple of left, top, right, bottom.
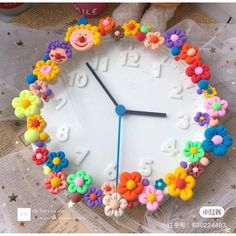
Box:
(12, 16, 233, 216)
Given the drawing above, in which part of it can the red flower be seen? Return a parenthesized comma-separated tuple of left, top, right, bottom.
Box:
(32, 148, 49, 165)
(186, 61, 211, 84)
(187, 162, 204, 178)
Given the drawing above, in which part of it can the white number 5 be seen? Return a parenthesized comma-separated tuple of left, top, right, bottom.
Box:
(139, 159, 153, 177)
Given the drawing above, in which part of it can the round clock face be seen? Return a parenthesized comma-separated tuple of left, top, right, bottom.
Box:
(41, 38, 206, 186)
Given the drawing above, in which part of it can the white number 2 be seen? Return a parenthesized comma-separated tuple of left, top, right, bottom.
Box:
(161, 138, 178, 157)
(121, 51, 140, 68)
(168, 84, 183, 99)
(139, 159, 153, 177)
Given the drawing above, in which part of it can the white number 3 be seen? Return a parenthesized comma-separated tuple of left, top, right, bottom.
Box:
(177, 112, 190, 130)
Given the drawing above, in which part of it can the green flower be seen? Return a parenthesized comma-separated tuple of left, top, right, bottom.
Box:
(67, 170, 92, 194)
(183, 141, 205, 163)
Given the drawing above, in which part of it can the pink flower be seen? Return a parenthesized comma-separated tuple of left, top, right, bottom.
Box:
(204, 96, 228, 118)
(138, 185, 164, 211)
(101, 182, 114, 195)
(29, 80, 47, 96)
(185, 60, 211, 84)
(144, 32, 165, 50)
(43, 171, 67, 194)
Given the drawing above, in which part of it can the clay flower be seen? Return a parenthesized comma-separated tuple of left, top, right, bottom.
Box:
(203, 86, 217, 98)
(164, 167, 196, 201)
(183, 141, 205, 163)
(46, 40, 72, 64)
(43, 171, 67, 194)
(139, 185, 164, 211)
(98, 16, 115, 36)
(45, 151, 69, 173)
(32, 148, 48, 165)
(187, 162, 204, 178)
(29, 80, 47, 96)
(164, 27, 187, 48)
(103, 192, 128, 217)
(33, 60, 60, 81)
(202, 125, 233, 156)
(144, 32, 165, 50)
(122, 20, 140, 36)
(117, 171, 144, 202)
(12, 90, 41, 118)
(204, 96, 228, 118)
(185, 61, 211, 84)
(194, 112, 210, 126)
(101, 182, 114, 195)
(27, 114, 45, 132)
(67, 170, 92, 194)
(178, 43, 201, 65)
(84, 186, 102, 207)
(154, 178, 166, 190)
(111, 26, 124, 41)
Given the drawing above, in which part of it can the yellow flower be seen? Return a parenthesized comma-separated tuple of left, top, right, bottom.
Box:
(33, 60, 60, 81)
(12, 90, 41, 118)
(164, 167, 196, 201)
(27, 114, 46, 132)
(122, 20, 140, 36)
(203, 86, 217, 98)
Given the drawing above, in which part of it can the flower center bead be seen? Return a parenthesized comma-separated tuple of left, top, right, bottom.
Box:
(170, 34, 179, 42)
(109, 200, 120, 209)
(150, 36, 159, 43)
(147, 193, 156, 203)
(40, 65, 52, 74)
(32, 119, 40, 128)
(194, 67, 203, 75)
(74, 177, 84, 187)
(21, 99, 31, 109)
(104, 185, 111, 192)
(208, 89, 213, 94)
(199, 116, 205, 121)
(103, 19, 110, 26)
(190, 147, 198, 154)
(126, 180, 136, 190)
(192, 167, 199, 173)
(90, 193, 97, 200)
(50, 177, 61, 187)
(52, 157, 61, 165)
(36, 153, 43, 160)
(212, 102, 222, 111)
(175, 178, 186, 189)
(114, 31, 120, 36)
(128, 23, 135, 30)
(187, 48, 196, 56)
(36, 85, 42, 90)
(211, 135, 223, 145)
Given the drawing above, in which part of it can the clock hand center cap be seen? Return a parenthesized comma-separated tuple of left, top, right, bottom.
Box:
(115, 105, 126, 116)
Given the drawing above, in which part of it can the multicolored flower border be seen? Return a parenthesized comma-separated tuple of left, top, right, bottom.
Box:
(11, 16, 233, 217)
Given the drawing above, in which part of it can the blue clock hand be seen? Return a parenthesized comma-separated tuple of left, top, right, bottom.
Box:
(115, 105, 126, 186)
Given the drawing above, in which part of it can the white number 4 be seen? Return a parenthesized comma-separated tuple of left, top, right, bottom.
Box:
(161, 138, 178, 157)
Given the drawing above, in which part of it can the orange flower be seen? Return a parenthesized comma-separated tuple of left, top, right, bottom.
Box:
(117, 171, 144, 202)
(178, 43, 201, 65)
(98, 17, 115, 36)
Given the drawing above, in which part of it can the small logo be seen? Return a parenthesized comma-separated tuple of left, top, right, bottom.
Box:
(199, 206, 225, 218)
(17, 208, 31, 221)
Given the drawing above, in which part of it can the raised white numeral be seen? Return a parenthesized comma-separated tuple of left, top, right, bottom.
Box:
(105, 162, 117, 181)
(121, 51, 140, 68)
(139, 159, 153, 177)
(153, 63, 162, 78)
(91, 56, 109, 72)
(162, 138, 178, 157)
(68, 73, 88, 88)
(54, 97, 67, 110)
(183, 77, 195, 89)
(168, 84, 183, 99)
(177, 112, 190, 130)
(56, 125, 70, 142)
(73, 148, 89, 166)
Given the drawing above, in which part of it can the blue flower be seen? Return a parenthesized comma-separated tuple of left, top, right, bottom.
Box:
(202, 125, 233, 157)
(45, 151, 69, 172)
(154, 178, 166, 190)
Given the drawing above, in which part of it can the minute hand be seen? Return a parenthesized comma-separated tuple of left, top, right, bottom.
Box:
(126, 109, 167, 118)
(85, 62, 118, 106)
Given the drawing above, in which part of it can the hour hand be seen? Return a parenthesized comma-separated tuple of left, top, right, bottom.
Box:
(126, 109, 167, 118)
(85, 62, 118, 106)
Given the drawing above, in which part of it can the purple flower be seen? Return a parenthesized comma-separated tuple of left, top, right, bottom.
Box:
(164, 28, 187, 48)
(194, 112, 210, 126)
(84, 186, 102, 207)
(46, 40, 72, 58)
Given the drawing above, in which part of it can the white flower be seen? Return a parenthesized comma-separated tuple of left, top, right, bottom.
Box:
(103, 193, 127, 217)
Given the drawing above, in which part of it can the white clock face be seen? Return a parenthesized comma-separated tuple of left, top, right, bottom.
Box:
(41, 38, 206, 186)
